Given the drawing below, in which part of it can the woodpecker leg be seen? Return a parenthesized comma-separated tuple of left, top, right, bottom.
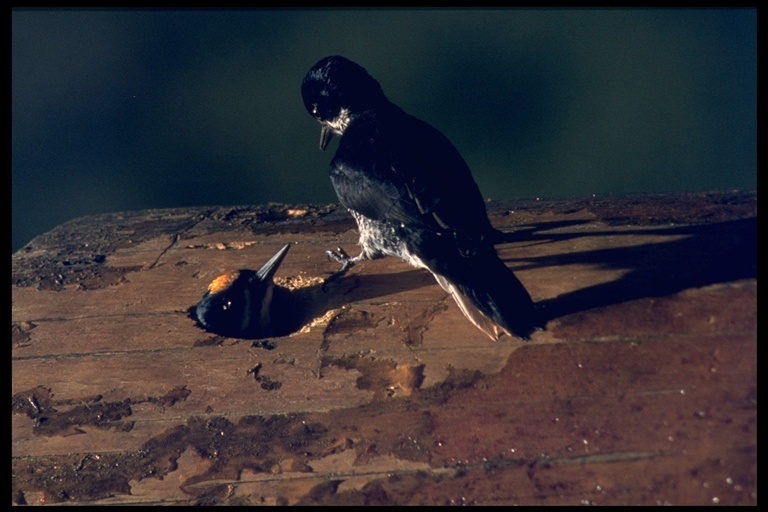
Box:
(324, 246, 368, 283)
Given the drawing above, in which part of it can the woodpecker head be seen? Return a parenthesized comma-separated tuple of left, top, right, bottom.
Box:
(301, 55, 386, 150)
(195, 244, 291, 339)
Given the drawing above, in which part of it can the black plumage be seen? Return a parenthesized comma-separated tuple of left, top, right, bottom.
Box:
(301, 56, 540, 340)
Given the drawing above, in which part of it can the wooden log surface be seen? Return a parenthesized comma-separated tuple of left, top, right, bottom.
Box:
(12, 191, 756, 505)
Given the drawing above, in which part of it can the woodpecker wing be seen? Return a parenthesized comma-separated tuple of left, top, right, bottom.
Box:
(329, 106, 493, 242)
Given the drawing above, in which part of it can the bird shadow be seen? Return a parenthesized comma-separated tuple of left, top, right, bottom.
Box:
(499, 216, 756, 323)
(287, 267, 438, 337)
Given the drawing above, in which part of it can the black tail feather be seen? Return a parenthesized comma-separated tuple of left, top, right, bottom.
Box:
(430, 247, 539, 340)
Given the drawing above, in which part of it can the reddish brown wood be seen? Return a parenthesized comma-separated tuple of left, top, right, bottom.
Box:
(12, 192, 756, 505)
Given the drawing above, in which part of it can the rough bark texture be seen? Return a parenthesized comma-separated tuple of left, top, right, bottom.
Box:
(12, 191, 756, 505)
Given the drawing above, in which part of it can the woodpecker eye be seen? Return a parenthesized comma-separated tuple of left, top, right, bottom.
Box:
(313, 102, 333, 120)
(308, 95, 340, 121)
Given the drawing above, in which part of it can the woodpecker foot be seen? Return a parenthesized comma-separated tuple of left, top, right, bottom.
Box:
(323, 246, 366, 288)
(326, 246, 355, 272)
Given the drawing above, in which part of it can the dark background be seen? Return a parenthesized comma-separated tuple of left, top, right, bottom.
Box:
(12, 8, 756, 253)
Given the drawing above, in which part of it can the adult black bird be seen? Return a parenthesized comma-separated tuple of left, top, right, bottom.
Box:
(195, 244, 292, 339)
(301, 55, 540, 340)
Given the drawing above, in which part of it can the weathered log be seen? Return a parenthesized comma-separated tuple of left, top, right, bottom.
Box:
(12, 191, 756, 505)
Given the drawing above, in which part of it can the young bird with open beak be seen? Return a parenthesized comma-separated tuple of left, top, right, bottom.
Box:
(195, 244, 292, 339)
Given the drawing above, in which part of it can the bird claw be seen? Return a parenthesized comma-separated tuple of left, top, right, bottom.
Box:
(326, 246, 352, 265)
(323, 247, 356, 288)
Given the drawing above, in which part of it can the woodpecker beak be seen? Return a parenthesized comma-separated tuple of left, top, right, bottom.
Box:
(319, 125, 334, 151)
(255, 243, 291, 282)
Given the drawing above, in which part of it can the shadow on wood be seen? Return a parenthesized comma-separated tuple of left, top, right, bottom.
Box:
(506, 217, 756, 321)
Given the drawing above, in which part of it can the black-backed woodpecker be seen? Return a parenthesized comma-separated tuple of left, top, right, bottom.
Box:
(301, 55, 540, 340)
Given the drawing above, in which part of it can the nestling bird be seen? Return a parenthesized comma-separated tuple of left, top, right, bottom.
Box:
(301, 55, 540, 340)
(195, 244, 292, 339)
